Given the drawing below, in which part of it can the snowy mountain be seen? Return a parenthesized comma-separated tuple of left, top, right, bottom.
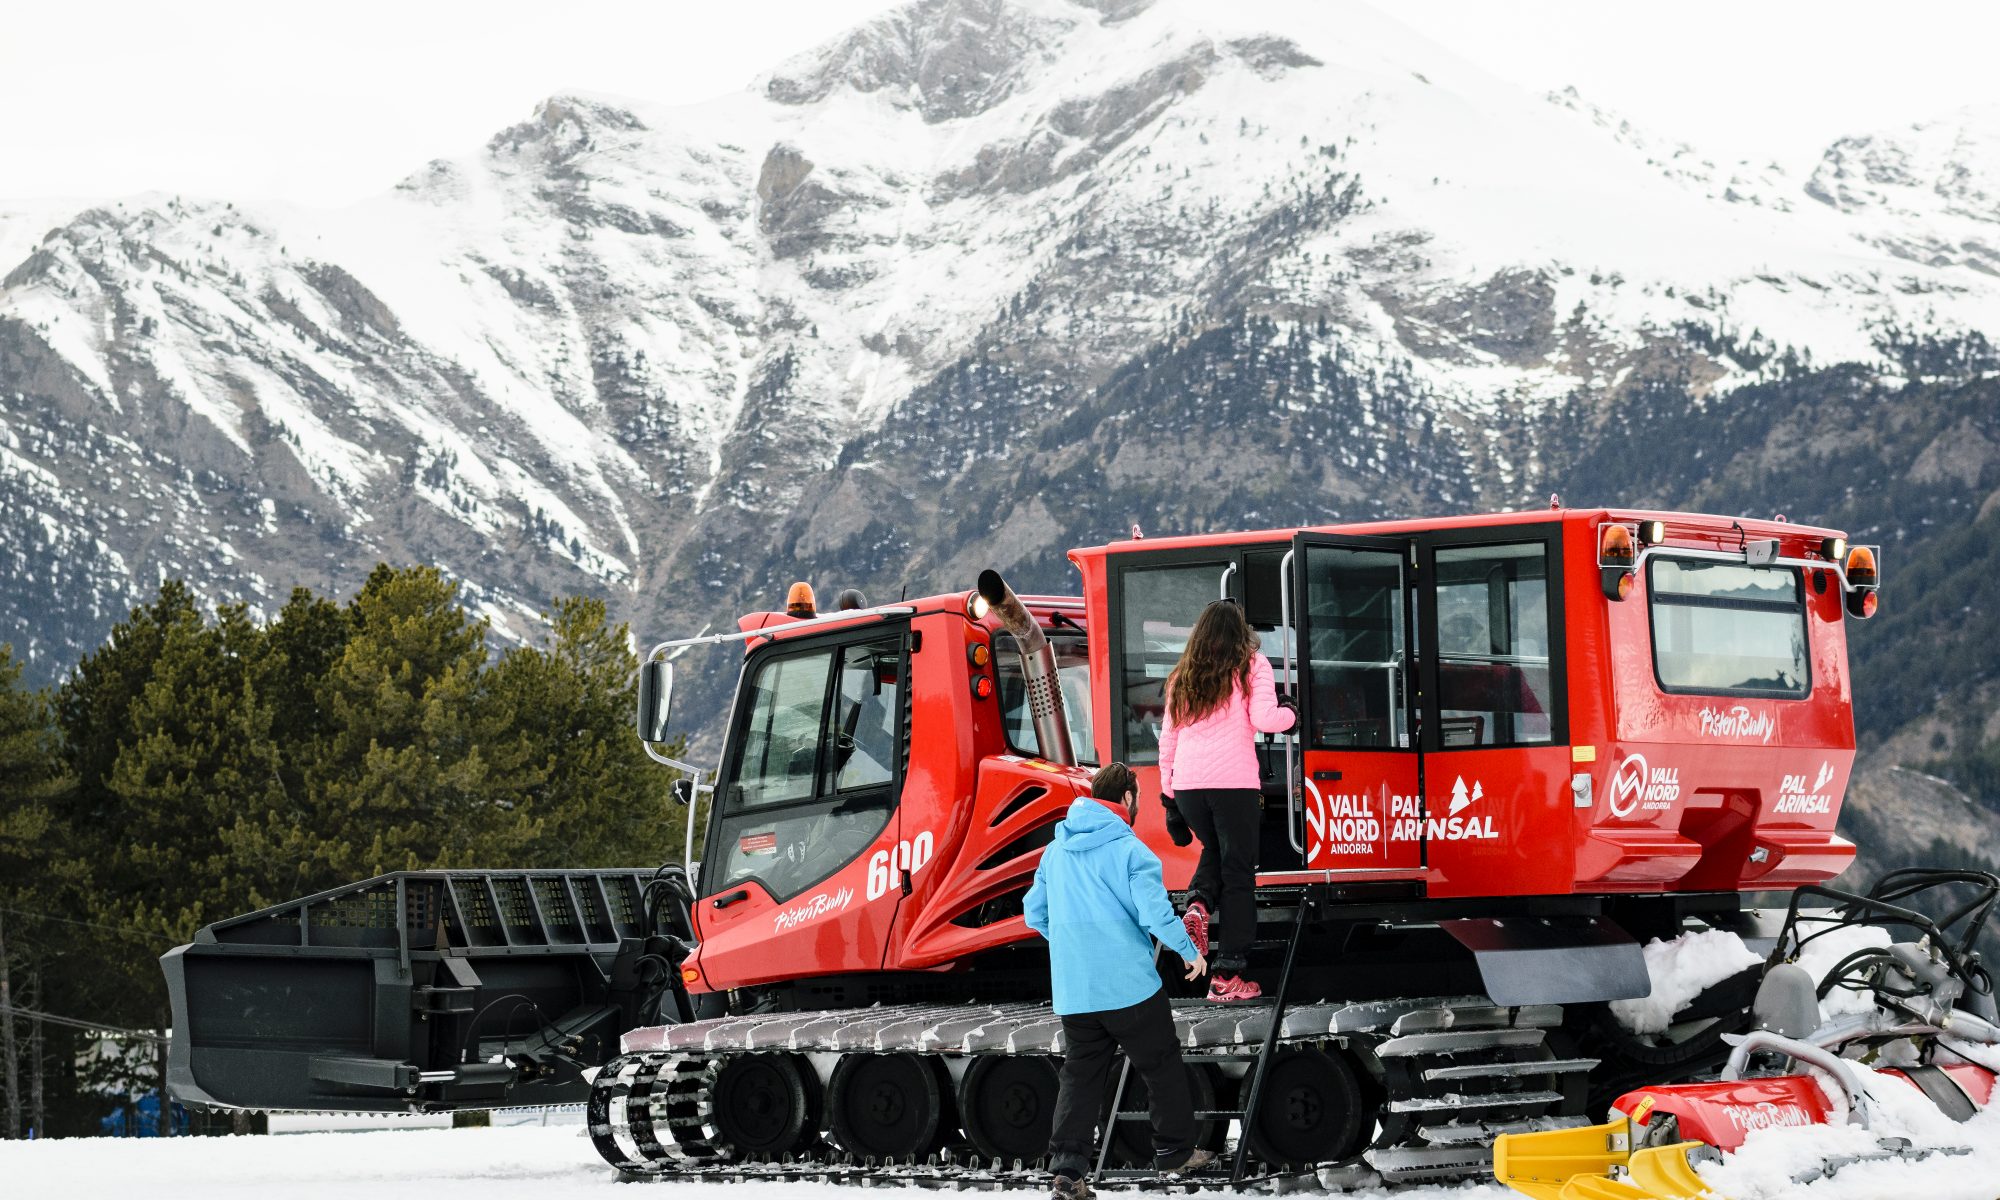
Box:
(5, 0, 2000, 779)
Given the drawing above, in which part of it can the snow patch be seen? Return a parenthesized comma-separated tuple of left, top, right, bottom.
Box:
(1792, 917, 1897, 1019)
(1697, 1070, 2000, 1200)
(1610, 929, 1762, 1035)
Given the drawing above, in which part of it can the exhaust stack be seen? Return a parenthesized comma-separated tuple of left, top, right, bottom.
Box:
(977, 569, 1076, 767)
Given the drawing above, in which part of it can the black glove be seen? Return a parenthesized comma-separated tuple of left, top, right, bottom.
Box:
(1162, 794, 1194, 847)
(1275, 693, 1299, 718)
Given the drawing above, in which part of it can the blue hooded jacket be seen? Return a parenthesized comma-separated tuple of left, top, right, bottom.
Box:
(1024, 798, 1200, 1015)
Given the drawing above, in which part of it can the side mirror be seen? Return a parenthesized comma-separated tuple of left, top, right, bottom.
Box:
(671, 777, 696, 808)
(636, 659, 675, 744)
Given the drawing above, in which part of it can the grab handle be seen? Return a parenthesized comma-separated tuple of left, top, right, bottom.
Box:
(1279, 548, 1301, 859)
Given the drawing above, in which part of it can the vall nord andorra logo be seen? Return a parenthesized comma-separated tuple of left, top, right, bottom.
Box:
(1609, 752, 1682, 818)
(1303, 778, 1386, 860)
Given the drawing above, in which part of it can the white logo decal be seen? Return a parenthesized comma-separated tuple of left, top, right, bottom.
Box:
(772, 886, 853, 932)
(1775, 762, 1838, 815)
(1699, 704, 1776, 744)
(1721, 1101, 1814, 1133)
(865, 832, 936, 901)
(1304, 779, 1383, 860)
(1609, 752, 1680, 817)
(1389, 777, 1498, 843)
(1610, 753, 1647, 818)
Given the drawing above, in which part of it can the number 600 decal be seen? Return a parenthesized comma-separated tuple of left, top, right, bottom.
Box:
(865, 832, 935, 901)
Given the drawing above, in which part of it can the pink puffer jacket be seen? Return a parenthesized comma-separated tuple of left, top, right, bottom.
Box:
(1157, 655, 1295, 793)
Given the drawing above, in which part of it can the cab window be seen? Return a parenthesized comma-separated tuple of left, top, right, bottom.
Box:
(1302, 543, 1409, 748)
(1117, 562, 1229, 763)
(996, 633, 1097, 765)
(1433, 542, 1555, 746)
(710, 636, 904, 901)
(1649, 559, 1809, 697)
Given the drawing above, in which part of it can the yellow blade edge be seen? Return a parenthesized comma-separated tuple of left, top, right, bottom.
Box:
(1561, 1176, 1656, 1200)
(1627, 1142, 1718, 1200)
(1493, 1119, 1633, 1200)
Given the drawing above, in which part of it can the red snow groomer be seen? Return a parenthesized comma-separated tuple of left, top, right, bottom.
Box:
(165, 507, 1920, 1189)
(1494, 871, 1999, 1199)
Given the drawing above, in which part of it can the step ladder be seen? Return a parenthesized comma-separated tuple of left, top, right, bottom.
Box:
(1092, 897, 1315, 1188)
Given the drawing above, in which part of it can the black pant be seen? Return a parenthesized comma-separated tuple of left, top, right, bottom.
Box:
(1173, 788, 1260, 973)
(1048, 988, 1195, 1176)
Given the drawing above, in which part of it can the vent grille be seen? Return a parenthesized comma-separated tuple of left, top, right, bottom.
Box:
(949, 886, 1031, 928)
(976, 818, 1060, 872)
(989, 784, 1049, 828)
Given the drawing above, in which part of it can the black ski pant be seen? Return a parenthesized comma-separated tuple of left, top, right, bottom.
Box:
(1048, 987, 1195, 1177)
(1173, 787, 1260, 973)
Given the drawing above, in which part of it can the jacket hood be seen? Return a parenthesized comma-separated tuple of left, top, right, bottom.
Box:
(1052, 797, 1132, 852)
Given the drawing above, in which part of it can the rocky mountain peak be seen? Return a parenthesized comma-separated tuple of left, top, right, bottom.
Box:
(1807, 106, 2000, 225)
(5, 0, 2000, 784)
(1804, 106, 2000, 276)
(763, 0, 1082, 122)
(486, 94, 650, 165)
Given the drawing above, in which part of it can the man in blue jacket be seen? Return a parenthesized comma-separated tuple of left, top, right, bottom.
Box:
(1025, 763, 1211, 1196)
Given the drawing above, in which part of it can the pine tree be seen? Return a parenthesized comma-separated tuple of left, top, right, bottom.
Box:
(0, 644, 72, 1141)
(301, 565, 499, 879)
(479, 596, 684, 867)
(106, 603, 289, 934)
(23, 567, 696, 1130)
(0, 642, 68, 870)
(55, 582, 203, 827)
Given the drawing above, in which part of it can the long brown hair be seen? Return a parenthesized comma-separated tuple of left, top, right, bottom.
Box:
(1167, 601, 1260, 725)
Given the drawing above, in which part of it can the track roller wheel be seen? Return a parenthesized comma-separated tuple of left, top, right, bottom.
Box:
(1244, 1047, 1369, 1169)
(1105, 1061, 1222, 1167)
(958, 1055, 1059, 1166)
(828, 1052, 949, 1161)
(587, 1054, 663, 1173)
(708, 1053, 822, 1160)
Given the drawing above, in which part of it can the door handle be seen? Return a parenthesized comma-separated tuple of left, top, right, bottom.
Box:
(1313, 770, 1342, 782)
(711, 889, 751, 909)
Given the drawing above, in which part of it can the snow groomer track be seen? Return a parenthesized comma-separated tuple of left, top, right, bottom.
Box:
(589, 993, 1593, 1188)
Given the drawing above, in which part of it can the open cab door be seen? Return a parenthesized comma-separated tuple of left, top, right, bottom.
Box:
(1286, 533, 1426, 878)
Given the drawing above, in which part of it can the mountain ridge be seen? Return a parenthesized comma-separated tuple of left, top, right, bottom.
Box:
(4, 0, 2000, 839)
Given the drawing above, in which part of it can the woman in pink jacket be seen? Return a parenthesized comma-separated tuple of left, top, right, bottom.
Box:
(1158, 600, 1295, 1002)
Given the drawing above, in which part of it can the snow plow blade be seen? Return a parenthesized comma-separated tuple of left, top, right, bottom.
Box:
(1491, 1118, 1631, 1200)
(162, 868, 685, 1113)
(1626, 1143, 1716, 1198)
(1495, 1123, 1719, 1200)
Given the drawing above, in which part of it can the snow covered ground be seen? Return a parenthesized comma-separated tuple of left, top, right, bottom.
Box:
(4, 1104, 1997, 1200)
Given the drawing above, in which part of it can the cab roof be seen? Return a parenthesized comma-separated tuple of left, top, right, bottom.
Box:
(1066, 506, 1844, 563)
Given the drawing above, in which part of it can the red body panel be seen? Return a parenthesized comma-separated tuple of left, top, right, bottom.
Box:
(689, 508, 1870, 991)
(1614, 1076, 1839, 1151)
(1070, 508, 1858, 902)
(1612, 1064, 1997, 1151)
(1298, 745, 1422, 875)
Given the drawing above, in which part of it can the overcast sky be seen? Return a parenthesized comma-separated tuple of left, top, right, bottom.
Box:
(3, 0, 1996, 207)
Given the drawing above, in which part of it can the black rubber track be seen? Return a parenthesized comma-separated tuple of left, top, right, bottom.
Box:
(957, 1054, 1060, 1165)
(1103, 1060, 1223, 1167)
(828, 1052, 950, 1161)
(711, 1053, 821, 1159)
(1243, 1047, 1368, 1169)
